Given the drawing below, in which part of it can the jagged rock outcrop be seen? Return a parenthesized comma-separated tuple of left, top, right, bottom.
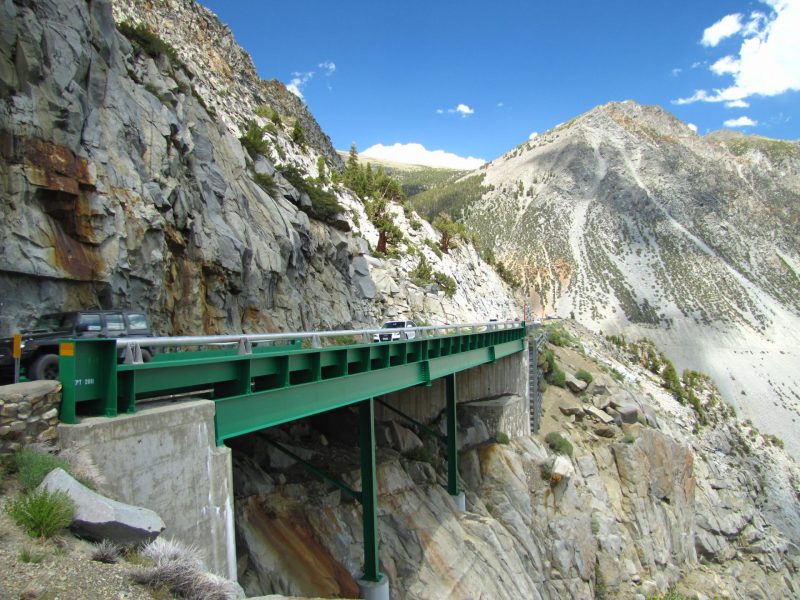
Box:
(231, 322, 800, 599)
(111, 0, 343, 172)
(0, 0, 519, 339)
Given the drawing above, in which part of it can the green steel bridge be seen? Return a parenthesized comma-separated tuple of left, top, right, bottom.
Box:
(57, 320, 530, 596)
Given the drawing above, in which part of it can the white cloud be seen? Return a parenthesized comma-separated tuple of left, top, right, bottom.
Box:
(675, 1, 800, 105)
(711, 55, 740, 75)
(702, 13, 743, 47)
(497, 102, 505, 107)
(318, 61, 336, 75)
(674, 89, 716, 105)
(743, 11, 767, 35)
(361, 142, 485, 169)
(529, 131, 539, 139)
(437, 103, 475, 117)
(724, 115, 757, 127)
(671, 67, 683, 77)
(287, 71, 314, 98)
(688, 123, 699, 133)
(726, 99, 750, 107)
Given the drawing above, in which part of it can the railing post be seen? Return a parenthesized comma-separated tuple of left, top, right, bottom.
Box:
(445, 373, 465, 511)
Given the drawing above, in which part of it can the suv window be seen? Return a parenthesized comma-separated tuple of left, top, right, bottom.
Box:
(127, 313, 149, 331)
(78, 313, 102, 332)
(32, 313, 75, 331)
(106, 313, 125, 331)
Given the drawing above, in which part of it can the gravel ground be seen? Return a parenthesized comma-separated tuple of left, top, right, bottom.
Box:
(0, 483, 155, 600)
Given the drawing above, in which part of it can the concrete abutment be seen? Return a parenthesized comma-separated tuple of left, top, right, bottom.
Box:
(58, 400, 236, 580)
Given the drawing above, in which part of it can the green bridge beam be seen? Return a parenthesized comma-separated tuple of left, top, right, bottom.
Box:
(58, 328, 527, 445)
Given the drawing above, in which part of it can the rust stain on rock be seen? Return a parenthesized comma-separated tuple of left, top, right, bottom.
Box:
(2, 133, 96, 192)
(243, 496, 359, 598)
(50, 218, 105, 281)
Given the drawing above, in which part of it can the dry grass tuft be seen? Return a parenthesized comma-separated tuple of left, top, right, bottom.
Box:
(92, 539, 122, 564)
(130, 538, 239, 599)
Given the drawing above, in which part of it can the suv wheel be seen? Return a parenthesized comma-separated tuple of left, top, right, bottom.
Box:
(30, 353, 60, 381)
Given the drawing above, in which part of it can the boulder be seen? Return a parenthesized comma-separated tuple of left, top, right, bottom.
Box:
(565, 373, 588, 393)
(585, 405, 615, 425)
(380, 421, 423, 454)
(39, 468, 164, 545)
(617, 404, 642, 424)
(559, 405, 585, 418)
(594, 426, 616, 438)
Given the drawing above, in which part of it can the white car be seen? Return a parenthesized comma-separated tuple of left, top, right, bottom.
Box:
(374, 320, 417, 342)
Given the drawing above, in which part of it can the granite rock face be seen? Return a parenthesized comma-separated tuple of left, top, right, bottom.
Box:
(232, 326, 800, 600)
(0, 0, 520, 338)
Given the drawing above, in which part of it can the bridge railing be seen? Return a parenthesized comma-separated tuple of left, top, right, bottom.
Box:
(57, 320, 529, 442)
(113, 319, 523, 361)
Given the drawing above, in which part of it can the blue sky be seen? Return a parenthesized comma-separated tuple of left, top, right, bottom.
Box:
(201, 0, 799, 167)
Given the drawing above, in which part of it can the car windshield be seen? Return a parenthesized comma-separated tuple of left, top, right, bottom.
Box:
(30, 313, 75, 331)
(382, 322, 406, 329)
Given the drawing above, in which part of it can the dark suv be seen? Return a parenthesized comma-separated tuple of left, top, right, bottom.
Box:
(0, 310, 154, 384)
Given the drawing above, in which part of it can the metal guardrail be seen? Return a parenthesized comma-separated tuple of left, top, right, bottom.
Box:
(115, 320, 522, 362)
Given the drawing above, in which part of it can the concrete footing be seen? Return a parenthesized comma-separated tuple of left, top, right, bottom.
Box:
(452, 491, 466, 513)
(358, 575, 390, 600)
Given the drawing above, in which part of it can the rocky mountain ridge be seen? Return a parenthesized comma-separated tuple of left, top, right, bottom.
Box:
(440, 100, 800, 457)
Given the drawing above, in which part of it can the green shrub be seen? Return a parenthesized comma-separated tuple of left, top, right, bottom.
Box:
(425, 239, 443, 258)
(575, 369, 593, 384)
(280, 165, 344, 222)
(434, 271, 457, 298)
(496, 432, 510, 444)
(546, 366, 566, 388)
(6, 489, 75, 538)
(117, 21, 180, 64)
(252, 172, 277, 197)
(254, 104, 272, 118)
(15, 449, 72, 492)
(623, 433, 636, 444)
(546, 323, 576, 347)
(291, 120, 306, 148)
(410, 256, 434, 287)
(239, 120, 271, 158)
(539, 461, 553, 481)
(544, 432, 573, 456)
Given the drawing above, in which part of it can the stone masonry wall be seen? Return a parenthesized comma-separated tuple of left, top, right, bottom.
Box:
(0, 381, 61, 455)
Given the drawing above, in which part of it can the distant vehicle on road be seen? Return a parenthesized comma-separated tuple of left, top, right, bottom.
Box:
(373, 320, 417, 342)
(0, 310, 154, 384)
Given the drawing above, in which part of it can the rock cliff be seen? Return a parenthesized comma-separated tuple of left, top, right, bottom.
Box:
(0, 0, 519, 338)
(231, 322, 800, 599)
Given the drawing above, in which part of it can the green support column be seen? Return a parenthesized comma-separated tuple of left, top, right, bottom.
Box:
(445, 373, 459, 496)
(359, 398, 381, 583)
